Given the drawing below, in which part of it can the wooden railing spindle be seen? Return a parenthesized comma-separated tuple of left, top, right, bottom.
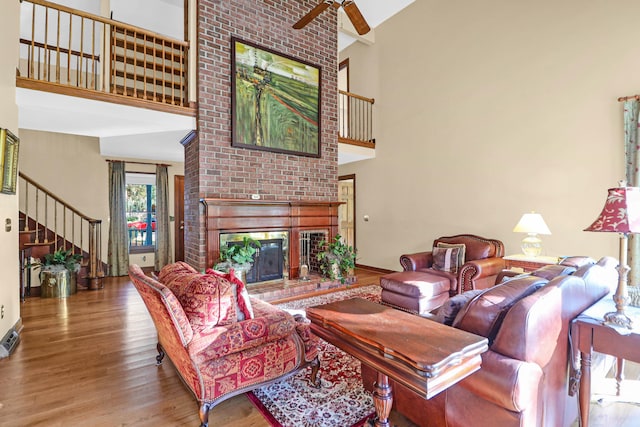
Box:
(55, 8, 61, 83)
(44, 5, 49, 82)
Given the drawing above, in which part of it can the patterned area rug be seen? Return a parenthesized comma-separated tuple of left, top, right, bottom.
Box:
(247, 285, 382, 427)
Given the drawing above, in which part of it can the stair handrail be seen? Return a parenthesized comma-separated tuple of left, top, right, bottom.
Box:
(19, 171, 103, 289)
(20, 172, 100, 223)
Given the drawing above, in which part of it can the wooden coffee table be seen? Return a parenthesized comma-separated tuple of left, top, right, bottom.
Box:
(306, 298, 488, 427)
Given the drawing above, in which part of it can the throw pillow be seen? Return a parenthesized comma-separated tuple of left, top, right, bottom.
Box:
(436, 242, 466, 268)
(171, 273, 239, 327)
(433, 289, 485, 326)
(432, 246, 461, 273)
(206, 268, 254, 320)
(157, 261, 198, 290)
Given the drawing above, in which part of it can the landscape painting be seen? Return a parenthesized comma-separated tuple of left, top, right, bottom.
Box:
(231, 38, 321, 157)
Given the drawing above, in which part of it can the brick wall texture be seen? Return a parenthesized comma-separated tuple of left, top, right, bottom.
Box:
(184, 0, 338, 268)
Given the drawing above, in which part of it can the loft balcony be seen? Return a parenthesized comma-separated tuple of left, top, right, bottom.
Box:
(338, 90, 376, 165)
(16, 0, 373, 165)
(17, 0, 194, 114)
(16, 0, 195, 161)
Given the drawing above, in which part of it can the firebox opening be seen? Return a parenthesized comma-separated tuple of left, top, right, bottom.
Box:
(300, 230, 329, 275)
(220, 231, 288, 285)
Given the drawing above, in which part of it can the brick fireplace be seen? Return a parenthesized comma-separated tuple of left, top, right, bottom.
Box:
(202, 199, 340, 280)
(183, 0, 339, 270)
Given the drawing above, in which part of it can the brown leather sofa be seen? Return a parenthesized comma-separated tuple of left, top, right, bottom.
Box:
(363, 256, 618, 427)
(380, 234, 506, 315)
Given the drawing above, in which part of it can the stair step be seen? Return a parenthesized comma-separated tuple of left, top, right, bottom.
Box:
(23, 241, 56, 259)
(19, 230, 37, 249)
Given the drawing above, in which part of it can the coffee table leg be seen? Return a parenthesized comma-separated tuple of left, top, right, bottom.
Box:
(371, 372, 393, 427)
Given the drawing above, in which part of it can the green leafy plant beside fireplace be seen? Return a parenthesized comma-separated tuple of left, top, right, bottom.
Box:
(215, 236, 261, 284)
(316, 234, 356, 284)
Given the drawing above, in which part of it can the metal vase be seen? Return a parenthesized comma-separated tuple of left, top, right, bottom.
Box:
(40, 268, 76, 298)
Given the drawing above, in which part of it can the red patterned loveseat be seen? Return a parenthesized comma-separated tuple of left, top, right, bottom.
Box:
(129, 263, 320, 427)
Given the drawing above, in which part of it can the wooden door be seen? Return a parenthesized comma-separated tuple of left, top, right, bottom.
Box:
(174, 175, 185, 261)
(338, 174, 355, 250)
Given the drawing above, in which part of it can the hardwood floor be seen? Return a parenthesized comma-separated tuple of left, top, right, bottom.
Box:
(0, 268, 637, 426)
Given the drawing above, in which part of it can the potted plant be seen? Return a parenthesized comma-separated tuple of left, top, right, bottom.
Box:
(37, 248, 83, 297)
(316, 234, 356, 284)
(214, 236, 261, 284)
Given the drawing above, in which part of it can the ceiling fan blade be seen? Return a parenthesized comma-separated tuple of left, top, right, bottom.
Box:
(293, 0, 333, 30)
(342, 0, 371, 35)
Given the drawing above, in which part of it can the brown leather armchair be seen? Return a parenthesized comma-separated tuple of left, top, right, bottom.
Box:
(380, 235, 506, 315)
(400, 234, 506, 294)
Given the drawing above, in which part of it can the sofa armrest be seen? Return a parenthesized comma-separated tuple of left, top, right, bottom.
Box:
(293, 314, 320, 362)
(458, 350, 543, 413)
(458, 257, 506, 293)
(188, 304, 296, 359)
(400, 251, 433, 271)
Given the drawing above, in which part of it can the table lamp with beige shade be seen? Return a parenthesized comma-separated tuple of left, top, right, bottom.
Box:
(513, 212, 552, 257)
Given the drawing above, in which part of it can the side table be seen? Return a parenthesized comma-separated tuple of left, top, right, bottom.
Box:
(503, 254, 561, 272)
(571, 296, 640, 427)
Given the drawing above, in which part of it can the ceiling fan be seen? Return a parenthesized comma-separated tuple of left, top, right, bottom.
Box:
(293, 0, 371, 35)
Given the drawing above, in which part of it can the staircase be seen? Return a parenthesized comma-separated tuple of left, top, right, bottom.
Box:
(19, 172, 104, 299)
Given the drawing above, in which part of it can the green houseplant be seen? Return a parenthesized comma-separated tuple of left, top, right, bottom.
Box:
(41, 248, 83, 272)
(316, 234, 356, 284)
(36, 248, 83, 297)
(214, 237, 261, 284)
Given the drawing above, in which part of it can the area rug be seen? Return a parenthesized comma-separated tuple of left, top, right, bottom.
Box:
(247, 285, 382, 427)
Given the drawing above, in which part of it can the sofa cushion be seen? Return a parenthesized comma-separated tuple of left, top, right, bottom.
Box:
(159, 264, 239, 327)
(437, 242, 466, 265)
(531, 264, 576, 280)
(452, 275, 548, 343)
(189, 298, 297, 358)
(560, 256, 595, 268)
(432, 246, 461, 273)
(433, 289, 485, 326)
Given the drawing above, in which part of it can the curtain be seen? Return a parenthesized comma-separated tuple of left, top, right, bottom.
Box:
(154, 164, 171, 271)
(624, 100, 640, 286)
(107, 161, 129, 276)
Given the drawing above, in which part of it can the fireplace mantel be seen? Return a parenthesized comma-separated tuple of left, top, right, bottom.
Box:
(201, 199, 341, 279)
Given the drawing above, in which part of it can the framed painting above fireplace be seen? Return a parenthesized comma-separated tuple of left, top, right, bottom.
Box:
(231, 37, 321, 157)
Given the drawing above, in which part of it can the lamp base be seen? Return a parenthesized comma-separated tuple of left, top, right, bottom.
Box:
(603, 310, 633, 329)
(521, 233, 542, 257)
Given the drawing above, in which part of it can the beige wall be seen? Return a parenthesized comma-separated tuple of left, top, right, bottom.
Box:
(0, 1, 20, 340)
(339, 0, 634, 271)
(19, 129, 185, 271)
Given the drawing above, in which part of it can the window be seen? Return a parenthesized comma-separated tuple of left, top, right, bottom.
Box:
(126, 173, 156, 252)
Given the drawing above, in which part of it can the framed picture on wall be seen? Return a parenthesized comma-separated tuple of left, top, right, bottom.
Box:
(231, 37, 321, 157)
(0, 128, 19, 195)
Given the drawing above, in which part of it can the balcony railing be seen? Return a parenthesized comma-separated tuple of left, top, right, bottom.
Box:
(338, 90, 375, 148)
(18, 0, 190, 111)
